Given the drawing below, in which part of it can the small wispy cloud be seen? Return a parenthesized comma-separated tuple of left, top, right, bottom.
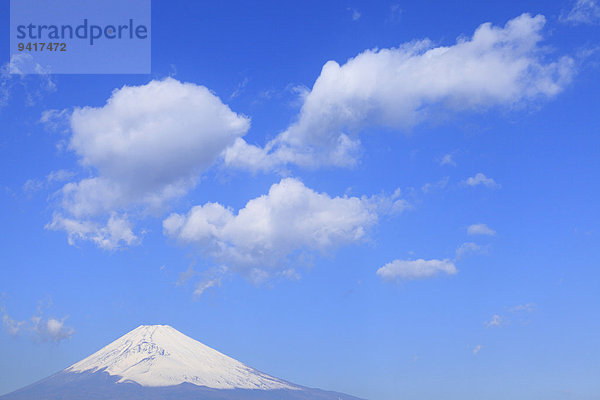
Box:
(421, 177, 449, 193)
(485, 314, 503, 328)
(279, 268, 301, 281)
(467, 223, 496, 236)
(560, 0, 600, 25)
(1, 299, 74, 343)
(377, 258, 457, 281)
(484, 303, 537, 328)
(348, 7, 361, 21)
(175, 264, 227, 299)
(40, 108, 71, 134)
(387, 4, 402, 23)
(439, 153, 456, 167)
(367, 187, 413, 215)
(31, 316, 75, 342)
(508, 303, 537, 313)
(194, 278, 222, 298)
(193, 267, 228, 298)
(23, 169, 76, 193)
(473, 344, 483, 356)
(1, 54, 56, 110)
(22, 179, 44, 193)
(455, 242, 488, 260)
(230, 77, 249, 99)
(1, 314, 26, 336)
(176, 264, 196, 286)
(464, 173, 501, 189)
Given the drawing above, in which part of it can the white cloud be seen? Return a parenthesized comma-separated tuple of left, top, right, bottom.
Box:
(2, 314, 26, 336)
(279, 268, 301, 281)
(485, 314, 503, 328)
(1, 54, 56, 110)
(473, 344, 483, 355)
(176, 265, 197, 286)
(22, 179, 44, 193)
(467, 223, 496, 236)
(368, 187, 412, 215)
(40, 108, 71, 134)
(33, 317, 75, 342)
(1, 303, 74, 343)
(509, 303, 536, 313)
(464, 173, 501, 189)
(47, 214, 138, 250)
(47, 78, 250, 249)
(484, 303, 536, 329)
(23, 169, 76, 193)
(46, 169, 75, 184)
(40, 108, 69, 124)
(7, 54, 55, 78)
(377, 258, 457, 281)
(349, 8, 361, 21)
(230, 77, 249, 99)
(388, 4, 403, 23)
(455, 241, 488, 259)
(175, 265, 226, 298)
(194, 278, 222, 298)
(439, 153, 456, 166)
(561, 0, 600, 25)
(421, 177, 449, 193)
(225, 14, 574, 171)
(164, 178, 377, 282)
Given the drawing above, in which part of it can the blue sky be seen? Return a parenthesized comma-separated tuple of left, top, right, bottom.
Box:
(1, 1, 599, 399)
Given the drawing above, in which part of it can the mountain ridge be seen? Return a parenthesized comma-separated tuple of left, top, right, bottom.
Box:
(0, 324, 365, 400)
(65, 324, 296, 390)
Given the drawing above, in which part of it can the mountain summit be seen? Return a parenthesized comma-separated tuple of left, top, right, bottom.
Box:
(67, 324, 295, 389)
(0, 325, 364, 400)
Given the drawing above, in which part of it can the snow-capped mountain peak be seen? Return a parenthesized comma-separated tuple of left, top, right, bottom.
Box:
(66, 325, 297, 390)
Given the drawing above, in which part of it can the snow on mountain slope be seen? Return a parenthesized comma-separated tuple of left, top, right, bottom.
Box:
(66, 325, 297, 390)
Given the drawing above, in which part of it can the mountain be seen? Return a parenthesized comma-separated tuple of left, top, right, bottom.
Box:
(0, 325, 364, 400)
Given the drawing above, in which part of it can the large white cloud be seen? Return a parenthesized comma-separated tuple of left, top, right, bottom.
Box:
(163, 178, 378, 282)
(47, 78, 250, 249)
(225, 13, 574, 171)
